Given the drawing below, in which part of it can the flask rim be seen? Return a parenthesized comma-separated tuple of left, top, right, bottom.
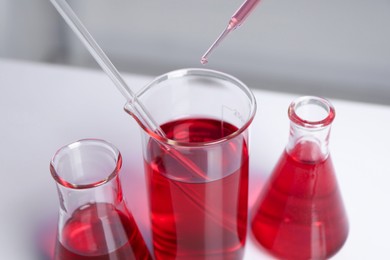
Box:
(288, 96, 335, 128)
(50, 138, 122, 189)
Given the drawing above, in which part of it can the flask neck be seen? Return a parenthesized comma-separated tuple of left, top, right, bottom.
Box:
(286, 123, 332, 162)
(286, 96, 335, 163)
(55, 174, 124, 216)
(50, 139, 124, 215)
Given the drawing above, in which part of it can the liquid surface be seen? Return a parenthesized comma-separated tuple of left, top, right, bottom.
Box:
(145, 118, 249, 260)
(251, 142, 349, 260)
(55, 203, 151, 260)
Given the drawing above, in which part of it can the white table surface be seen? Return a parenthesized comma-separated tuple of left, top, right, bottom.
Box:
(1, 58, 390, 259)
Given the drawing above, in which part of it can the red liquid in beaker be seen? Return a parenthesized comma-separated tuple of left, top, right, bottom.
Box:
(251, 141, 349, 260)
(55, 203, 151, 260)
(145, 118, 248, 260)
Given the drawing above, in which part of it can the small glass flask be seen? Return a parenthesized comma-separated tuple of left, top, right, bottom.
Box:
(251, 96, 349, 260)
(50, 139, 152, 260)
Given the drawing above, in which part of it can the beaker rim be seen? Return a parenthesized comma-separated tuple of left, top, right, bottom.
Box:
(50, 138, 122, 189)
(126, 68, 257, 147)
(288, 96, 335, 128)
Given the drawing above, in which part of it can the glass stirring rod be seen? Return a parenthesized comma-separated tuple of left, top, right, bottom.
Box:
(201, 0, 261, 64)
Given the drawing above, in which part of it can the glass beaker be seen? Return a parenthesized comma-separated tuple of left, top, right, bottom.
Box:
(50, 139, 152, 260)
(125, 68, 257, 259)
(251, 96, 349, 260)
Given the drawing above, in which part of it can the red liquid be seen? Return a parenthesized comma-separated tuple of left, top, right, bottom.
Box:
(251, 141, 349, 260)
(55, 203, 151, 260)
(145, 118, 249, 260)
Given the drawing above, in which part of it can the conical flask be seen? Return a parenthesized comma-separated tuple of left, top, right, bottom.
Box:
(50, 139, 152, 260)
(251, 96, 349, 260)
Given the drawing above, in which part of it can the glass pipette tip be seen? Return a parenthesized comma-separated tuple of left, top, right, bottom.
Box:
(200, 0, 261, 64)
(201, 24, 234, 65)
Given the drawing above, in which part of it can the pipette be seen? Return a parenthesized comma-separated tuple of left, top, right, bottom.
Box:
(201, 0, 261, 64)
(50, 0, 209, 180)
(50, 0, 241, 236)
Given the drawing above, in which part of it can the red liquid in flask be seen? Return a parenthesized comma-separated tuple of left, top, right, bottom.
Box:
(55, 202, 151, 260)
(251, 141, 349, 260)
(145, 118, 248, 260)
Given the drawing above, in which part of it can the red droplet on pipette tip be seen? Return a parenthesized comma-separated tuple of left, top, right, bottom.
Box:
(200, 57, 208, 65)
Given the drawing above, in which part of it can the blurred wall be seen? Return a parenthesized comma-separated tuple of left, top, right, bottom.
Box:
(1, 0, 390, 104)
(0, 0, 61, 61)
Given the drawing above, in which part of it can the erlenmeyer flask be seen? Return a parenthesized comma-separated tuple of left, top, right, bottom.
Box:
(50, 139, 152, 260)
(251, 96, 349, 260)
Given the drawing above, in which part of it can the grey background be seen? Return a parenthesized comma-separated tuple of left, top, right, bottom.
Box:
(1, 0, 389, 105)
